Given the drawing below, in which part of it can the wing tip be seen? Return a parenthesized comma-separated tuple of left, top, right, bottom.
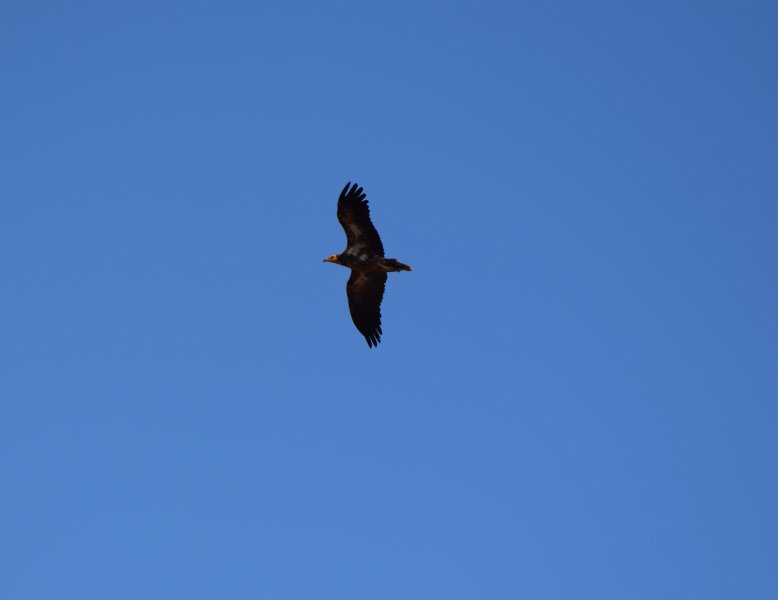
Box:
(362, 325, 382, 348)
(339, 181, 367, 204)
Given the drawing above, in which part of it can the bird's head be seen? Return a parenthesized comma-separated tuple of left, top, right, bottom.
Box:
(323, 254, 340, 264)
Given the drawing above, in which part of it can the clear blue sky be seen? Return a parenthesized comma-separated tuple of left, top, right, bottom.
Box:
(2, 1, 777, 598)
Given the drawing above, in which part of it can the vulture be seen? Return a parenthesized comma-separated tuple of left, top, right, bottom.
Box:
(324, 182, 412, 347)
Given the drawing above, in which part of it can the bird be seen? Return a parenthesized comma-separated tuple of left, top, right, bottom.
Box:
(324, 182, 412, 348)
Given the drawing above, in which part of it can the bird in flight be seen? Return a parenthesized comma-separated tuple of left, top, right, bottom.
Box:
(324, 182, 412, 348)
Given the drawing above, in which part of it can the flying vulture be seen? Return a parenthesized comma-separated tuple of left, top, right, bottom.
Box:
(324, 182, 412, 347)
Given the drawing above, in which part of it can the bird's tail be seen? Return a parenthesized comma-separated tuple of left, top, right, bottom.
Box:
(386, 258, 413, 272)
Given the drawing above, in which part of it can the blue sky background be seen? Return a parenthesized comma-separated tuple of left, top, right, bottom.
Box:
(2, 1, 777, 598)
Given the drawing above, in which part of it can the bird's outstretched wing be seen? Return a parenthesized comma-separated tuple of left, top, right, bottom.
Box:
(346, 271, 387, 348)
(337, 182, 385, 257)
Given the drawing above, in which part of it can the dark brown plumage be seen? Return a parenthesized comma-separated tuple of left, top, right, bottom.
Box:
(324, 182, 412, 348)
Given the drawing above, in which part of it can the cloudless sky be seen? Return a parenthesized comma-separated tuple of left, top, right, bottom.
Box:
(2, 1, 777, 598)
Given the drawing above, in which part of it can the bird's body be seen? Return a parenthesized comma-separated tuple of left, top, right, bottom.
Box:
(332, 253, 412, 273)
(324, 182, 412, 348)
